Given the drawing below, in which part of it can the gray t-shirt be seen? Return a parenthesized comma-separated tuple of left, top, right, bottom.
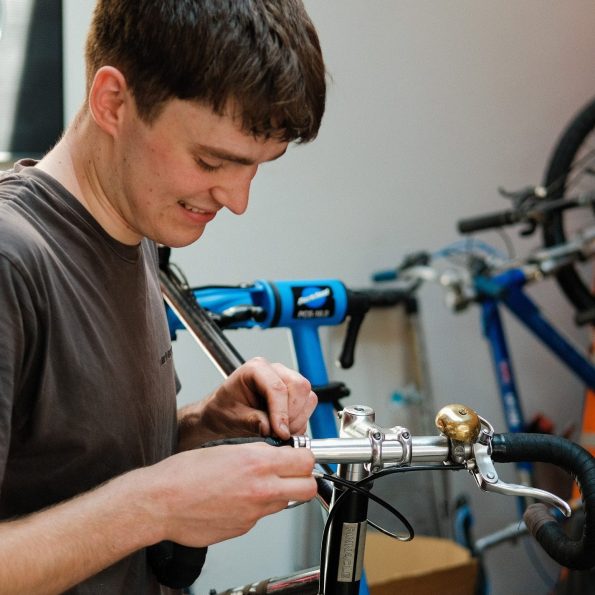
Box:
(0, 161, 180, 594)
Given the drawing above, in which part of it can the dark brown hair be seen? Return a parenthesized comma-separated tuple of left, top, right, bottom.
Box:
(85, 0, 326, 142)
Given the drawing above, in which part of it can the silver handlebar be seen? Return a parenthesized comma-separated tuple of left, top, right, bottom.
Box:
(293, 404, 570, 517)
(296, 435, 450, 465)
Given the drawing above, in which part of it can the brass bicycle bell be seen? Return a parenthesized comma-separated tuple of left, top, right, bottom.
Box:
(435, 404, 481, 444)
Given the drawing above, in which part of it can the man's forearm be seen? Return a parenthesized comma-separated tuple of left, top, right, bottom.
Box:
(0, 469, 159, 595)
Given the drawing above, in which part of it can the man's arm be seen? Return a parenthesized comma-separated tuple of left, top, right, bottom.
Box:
(0, 442, 316, 594)
(0, 468, 156, 595)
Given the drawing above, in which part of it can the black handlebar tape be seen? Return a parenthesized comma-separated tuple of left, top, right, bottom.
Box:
(199, 436, 292, 448)
(348, 288, 414, 308)
(491, 433, 595, 570)
(457, 210, 521, 234)
(362, 288, 413, 307)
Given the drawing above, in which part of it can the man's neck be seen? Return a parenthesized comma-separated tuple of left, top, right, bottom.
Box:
(36, 112, 140, 245)
(37, 113, 94, 207)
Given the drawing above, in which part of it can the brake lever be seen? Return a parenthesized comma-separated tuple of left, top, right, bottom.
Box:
(469, 419, 571, 517)
(497, 185, 546, 237)
(435, 405, 571, 517)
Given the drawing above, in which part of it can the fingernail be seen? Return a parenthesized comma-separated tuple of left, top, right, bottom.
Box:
(279, 423, 289, 435)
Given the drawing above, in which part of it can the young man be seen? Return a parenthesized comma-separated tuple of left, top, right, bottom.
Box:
(0, 1, 326, 593)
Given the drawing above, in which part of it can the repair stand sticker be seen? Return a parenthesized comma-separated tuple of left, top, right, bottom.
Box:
(291, 285, 335, 320)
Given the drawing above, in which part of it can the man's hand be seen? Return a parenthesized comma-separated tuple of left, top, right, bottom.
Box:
(178, 357, 318, 450)
(141, 442, 317, 547)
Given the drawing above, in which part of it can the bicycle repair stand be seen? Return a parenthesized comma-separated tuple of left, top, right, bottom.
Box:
(159, 247, 424, 594)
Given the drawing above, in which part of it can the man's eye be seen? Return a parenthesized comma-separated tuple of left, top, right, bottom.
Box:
(196, 158, 222, 173)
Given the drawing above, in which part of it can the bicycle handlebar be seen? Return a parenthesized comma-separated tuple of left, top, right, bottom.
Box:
(457, 191, 595, 235)
(152, 405, 595, 590)
(372, 229, 595, 315)
(346, 287, 413, 309)
(457, 209, 522, 234)
(291, 403, 595, 572)
(492, 432, 595, 570)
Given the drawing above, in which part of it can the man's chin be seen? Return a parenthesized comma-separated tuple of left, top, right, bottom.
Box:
(153, 227, 206, 249)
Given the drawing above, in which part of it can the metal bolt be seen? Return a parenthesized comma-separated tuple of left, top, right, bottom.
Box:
(373, 431, 382, 440)
(402, 431, 410, 440)
(486, 472, 496, 480)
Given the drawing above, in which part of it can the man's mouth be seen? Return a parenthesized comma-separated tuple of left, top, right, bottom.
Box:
(178, 200, 217, 224)
(178, 200, 209, 214)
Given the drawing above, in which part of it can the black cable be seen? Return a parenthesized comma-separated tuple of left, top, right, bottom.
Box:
(317, 464, 464, 591)
(319, 462, 334, 476)
(317, 473, 411, 592)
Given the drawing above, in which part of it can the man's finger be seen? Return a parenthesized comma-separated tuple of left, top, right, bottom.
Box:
(270, 363, 314, 437)
(243, 359, 291, 438)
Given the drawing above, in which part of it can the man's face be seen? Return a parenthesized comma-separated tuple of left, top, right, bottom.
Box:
(107, 98, 288, 247)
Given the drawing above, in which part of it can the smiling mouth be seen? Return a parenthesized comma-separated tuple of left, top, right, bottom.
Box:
(178, 200, 210, 215)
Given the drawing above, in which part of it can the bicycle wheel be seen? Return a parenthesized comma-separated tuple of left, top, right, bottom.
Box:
(542, 97, 595, 323)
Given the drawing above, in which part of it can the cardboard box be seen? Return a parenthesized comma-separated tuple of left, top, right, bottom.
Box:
(364, 532, 478, 595)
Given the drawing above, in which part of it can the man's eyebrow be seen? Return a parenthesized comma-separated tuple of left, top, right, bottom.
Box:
(194, 144, 287, 165)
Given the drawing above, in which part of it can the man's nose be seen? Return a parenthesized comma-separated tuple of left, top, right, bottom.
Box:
(211, 166, 258, 215)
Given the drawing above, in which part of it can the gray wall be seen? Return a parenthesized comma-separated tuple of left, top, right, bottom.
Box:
(63, 2, 595, 593)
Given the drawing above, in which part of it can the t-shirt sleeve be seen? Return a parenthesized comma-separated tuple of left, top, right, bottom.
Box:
(0, 253, 38, 486)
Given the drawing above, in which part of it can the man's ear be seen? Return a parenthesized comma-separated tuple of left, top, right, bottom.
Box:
(87, 66, 130, 137)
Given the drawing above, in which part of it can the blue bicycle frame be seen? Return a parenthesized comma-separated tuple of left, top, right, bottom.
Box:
(475, 267, 595, 434)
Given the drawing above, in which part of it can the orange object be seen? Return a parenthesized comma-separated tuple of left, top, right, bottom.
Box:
(574, 388, 595, 498)
(572, 321, 595, 500)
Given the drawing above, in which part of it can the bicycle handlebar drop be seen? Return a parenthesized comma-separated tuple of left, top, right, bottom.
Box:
(492, 432, 595, 570)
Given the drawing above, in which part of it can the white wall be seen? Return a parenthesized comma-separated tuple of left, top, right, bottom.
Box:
(62, 2, 595, 594)
(62, 0, 93, 119)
